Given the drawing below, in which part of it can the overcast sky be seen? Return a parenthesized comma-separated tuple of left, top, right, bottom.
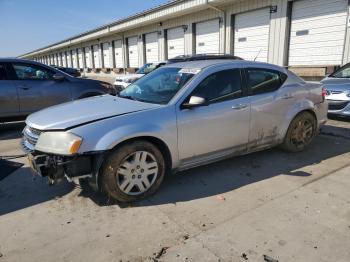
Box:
(0, 0, 169, 57)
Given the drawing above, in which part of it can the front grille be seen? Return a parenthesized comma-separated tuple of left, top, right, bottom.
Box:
(328, 100, 349, 111)
(22, 126, 42, 152)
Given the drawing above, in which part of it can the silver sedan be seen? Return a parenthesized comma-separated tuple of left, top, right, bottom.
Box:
(22, 60, 328, 202)
(322, 63, 350, 117)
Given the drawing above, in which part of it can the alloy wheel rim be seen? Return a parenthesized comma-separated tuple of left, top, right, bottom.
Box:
(290, 119, 313, 148)
(116, 151, 158, 196)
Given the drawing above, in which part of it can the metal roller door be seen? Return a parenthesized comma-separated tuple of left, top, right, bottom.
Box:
(84, 47, 91, 68)
(195, 19, 220, 54)
(289, 0, 348, 66)
(127, 36, 139, 68)
(62, 53, 67, 67)
(167, 27, 185, 59)
(145, 32, 159, 63)
(57, 53, 62, 66)
(234, 8, 270, 62)
(93, 45, 101, 68)
(67, 52, 72, 67)
(72, 50, 78, 68)
(77, 49, 83, 68)
(102, 42, 111, 68)
(113, 40, 123, 68)
(54, 54, 59, 66)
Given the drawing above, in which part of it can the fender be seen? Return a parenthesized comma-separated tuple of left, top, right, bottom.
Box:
(279, 99, 317, 140)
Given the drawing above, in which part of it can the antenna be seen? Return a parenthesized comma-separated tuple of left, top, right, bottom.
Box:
(254, 49, 262, 61)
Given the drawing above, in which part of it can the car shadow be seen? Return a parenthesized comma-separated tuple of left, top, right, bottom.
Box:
(0, 121, 25, 140)
(0, 167, 75, 216)
(79, 132, 350, 207)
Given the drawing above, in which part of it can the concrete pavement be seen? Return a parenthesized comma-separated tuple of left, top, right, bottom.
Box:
(0, 118, 350, 262)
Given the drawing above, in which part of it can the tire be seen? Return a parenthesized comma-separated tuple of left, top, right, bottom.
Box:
(281, 111, 317, 153)
(101, 140, 166, 202)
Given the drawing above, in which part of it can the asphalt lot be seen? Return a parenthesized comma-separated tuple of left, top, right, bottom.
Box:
(1, 118, 350, 262)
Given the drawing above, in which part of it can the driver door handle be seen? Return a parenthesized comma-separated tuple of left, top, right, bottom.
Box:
(19, 85, 30, 90)
(282, 93, 293, 99)
(232, 104, 247, 110)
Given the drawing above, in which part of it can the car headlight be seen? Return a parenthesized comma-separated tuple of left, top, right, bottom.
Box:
(35, 132, 82, 155)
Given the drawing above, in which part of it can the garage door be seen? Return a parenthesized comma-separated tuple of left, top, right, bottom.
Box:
(72, 50, 78, 68)
(93, 45, 101, 68)
(113, 40, 123, 68)
(289, 0, 348, 66)
(234, 8, 270, 62)
(62, 53, 67, 67)
(85, 47, 92, 68)
(102, 42, 111, 68)
(67, 52, 72, 68)
(77, 48, 83, 68)
(195, 19, 220, 54)
(167, 27, 185, 59)
(127, 36, 139, 68)
(145, 32, 159, 63)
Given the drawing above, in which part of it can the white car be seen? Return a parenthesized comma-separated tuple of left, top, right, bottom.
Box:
(114, 62, 166, 91)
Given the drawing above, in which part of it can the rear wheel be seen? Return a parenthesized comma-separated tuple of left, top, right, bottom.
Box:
(101, 140, 165, 202)
(281, 111, 317, 152)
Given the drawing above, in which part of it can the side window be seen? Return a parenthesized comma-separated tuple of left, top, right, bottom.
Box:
(247, 69, 285, 95)
(12, 63, 55, 80)
(0, 63, 8, 80)
(192, 69, 243, 103)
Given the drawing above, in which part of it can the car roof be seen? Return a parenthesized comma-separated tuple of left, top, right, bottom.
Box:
(163, 59, 286, 72)
(0, 57, 36, 63)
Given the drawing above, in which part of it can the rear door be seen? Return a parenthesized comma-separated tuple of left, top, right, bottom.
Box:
(245, 67, 293, 151)
(0, 62, 19, 117)
(10, 62, 71, 114)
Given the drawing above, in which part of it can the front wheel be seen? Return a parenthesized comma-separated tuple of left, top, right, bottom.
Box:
(281, 111, 317, 152)
(101, 140, 166, 202)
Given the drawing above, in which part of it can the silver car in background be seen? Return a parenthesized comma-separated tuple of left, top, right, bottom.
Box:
(321, 63, 350, 117)
(22, 60, 328, 202)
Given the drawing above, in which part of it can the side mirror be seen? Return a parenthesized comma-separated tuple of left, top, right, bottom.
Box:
(53, 73, 65, 81)
(181, 96, 208, 109)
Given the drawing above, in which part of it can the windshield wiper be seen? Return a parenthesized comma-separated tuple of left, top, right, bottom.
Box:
(118, 94, 151, 103)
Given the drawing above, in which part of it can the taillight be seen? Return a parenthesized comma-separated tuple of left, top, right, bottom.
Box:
(321, 86, 327, 102)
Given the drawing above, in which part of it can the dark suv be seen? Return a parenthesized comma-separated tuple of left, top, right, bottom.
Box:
(0, 58, 115, 121)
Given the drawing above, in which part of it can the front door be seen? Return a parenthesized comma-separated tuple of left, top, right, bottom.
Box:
(10, 62, 71, 114)
(176, 68, 251, 167)
(0, 62, 19, 117)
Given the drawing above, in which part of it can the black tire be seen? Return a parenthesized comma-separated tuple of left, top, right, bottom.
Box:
(281, 111, 317, 152)
(101, 140, 166, 203)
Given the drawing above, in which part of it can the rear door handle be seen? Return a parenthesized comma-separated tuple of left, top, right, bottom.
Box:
(19, 85, 30, 90)
(232, 104, 247, 110)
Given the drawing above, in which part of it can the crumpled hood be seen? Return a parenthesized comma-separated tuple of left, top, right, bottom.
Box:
(26, 95, 160, 130)
(321, 77, 350, 92)
(115, 74, 144, 82)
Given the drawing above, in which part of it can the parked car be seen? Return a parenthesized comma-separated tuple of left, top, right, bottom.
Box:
(0, 58, 116, 121)
(321, 63, 350, 117)
(22, 60, 327, 202)
(51, 65, 81, 77)
(113, 54, 243, 91)
(114, 62, 166, 91)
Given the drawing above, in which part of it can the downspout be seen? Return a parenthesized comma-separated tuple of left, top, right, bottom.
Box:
(205, 0, 226, 54)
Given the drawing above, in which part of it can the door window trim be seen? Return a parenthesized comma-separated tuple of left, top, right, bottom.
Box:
(181, 68, 248, 107)
(11, 62, 56, 81)
(243, 67, 288, 96)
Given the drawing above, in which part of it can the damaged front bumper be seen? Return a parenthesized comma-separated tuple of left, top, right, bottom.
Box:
(27, 151, 104, 186)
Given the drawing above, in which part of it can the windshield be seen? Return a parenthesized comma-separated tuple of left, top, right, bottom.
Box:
(136, 63, 158, 74)
(119, 67, 196, 104)
(330, 64, 350, 78)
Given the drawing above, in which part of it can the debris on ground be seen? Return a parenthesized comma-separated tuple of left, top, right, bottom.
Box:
(216, 195, 225, 201)
(241, 252, 248, 260)
(183, 234, 189, 240)
(106, 234, 111, 238)
(153, 246, 169, 260)
(263, 254, 279, 262)
(0, 252, 3, 257)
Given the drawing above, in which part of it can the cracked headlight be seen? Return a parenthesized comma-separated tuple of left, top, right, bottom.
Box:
(35, 132, 83, 155)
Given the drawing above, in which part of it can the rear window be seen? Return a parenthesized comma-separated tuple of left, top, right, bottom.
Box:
(247, 68, 287, 95)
